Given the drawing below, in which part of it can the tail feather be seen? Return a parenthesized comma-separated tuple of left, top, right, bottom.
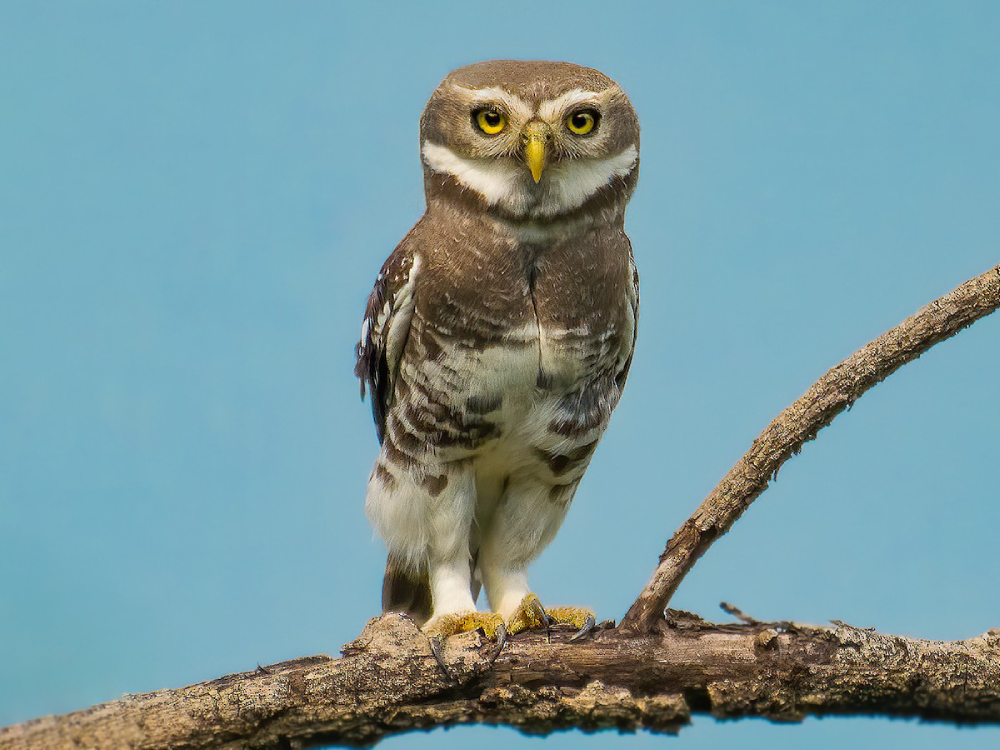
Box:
(381, 553, 483, 626)
(382, 558, 432, 625)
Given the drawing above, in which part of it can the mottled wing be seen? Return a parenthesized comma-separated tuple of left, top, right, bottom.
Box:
(355, 245, 419, 444)
(615, 243, 640, 388)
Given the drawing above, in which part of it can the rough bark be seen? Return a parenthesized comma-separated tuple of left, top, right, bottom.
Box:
(621, 264, 1000, 632)
(4, 613, 1000, 750)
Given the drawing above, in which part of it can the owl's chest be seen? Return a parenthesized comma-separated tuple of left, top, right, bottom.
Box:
(415, 235, 629, 394)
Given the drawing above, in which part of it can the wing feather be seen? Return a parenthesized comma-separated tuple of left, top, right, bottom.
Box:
(355, 249, 420, 443)
(615, 243, 640, 388)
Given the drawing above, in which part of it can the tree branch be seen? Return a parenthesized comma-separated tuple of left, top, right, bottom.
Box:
(4, 267, 998, 748)
(620, 264, 1000, 632)
(4, 613, 1000, 749)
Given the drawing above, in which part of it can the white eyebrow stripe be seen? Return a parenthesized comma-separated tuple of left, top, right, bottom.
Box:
(538, 88, 604, 121)
(452, 85, 533, 121)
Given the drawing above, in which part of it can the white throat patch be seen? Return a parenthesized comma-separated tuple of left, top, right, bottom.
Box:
(422, 141, 637, 218)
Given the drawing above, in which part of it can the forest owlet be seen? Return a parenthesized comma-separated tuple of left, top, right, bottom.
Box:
(357, 60, 639, 637)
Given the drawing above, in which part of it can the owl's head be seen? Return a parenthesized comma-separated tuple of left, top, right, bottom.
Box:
(420, 60, 639, 222)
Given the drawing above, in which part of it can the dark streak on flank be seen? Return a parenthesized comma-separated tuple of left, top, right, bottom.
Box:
(420, 330, 443, 361)
(374, 464, 397, 490)
(394, 428, 424, 453)
(422, 473, 449, 497)
(535, 440, 600, 476)
(466, 394, 502, 414)
(383, 437, 417, 471)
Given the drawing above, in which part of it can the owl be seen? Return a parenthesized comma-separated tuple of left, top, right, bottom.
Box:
(356, 60, 639, 638)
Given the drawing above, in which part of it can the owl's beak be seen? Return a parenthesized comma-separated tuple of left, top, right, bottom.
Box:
(523, 121, 551, 183)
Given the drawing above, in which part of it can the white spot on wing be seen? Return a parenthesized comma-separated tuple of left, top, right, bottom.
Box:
(384, 255, 421, 380)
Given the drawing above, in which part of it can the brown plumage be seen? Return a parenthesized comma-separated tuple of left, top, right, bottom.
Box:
(356, 60, 640, 629)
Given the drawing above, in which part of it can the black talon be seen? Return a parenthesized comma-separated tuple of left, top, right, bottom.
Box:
(496, 622, 509, 650)
(427, 635, 456, 682)
(486, 623, 509, 667)
(528, 597, 554, 641)
(568, 614, 597, 642)
(528, 597, 550, 632)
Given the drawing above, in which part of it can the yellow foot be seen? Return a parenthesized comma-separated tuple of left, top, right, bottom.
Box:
(506, 593, 596, 637)
(423, 611, 508, 682)
(424, 611, 505, 640)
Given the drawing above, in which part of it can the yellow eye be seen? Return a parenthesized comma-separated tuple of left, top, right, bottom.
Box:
(566, 110, 598, 135)
(475, 108, 507, 135)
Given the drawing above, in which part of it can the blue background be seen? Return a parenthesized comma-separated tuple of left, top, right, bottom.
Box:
(1, 2, 998, 748)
